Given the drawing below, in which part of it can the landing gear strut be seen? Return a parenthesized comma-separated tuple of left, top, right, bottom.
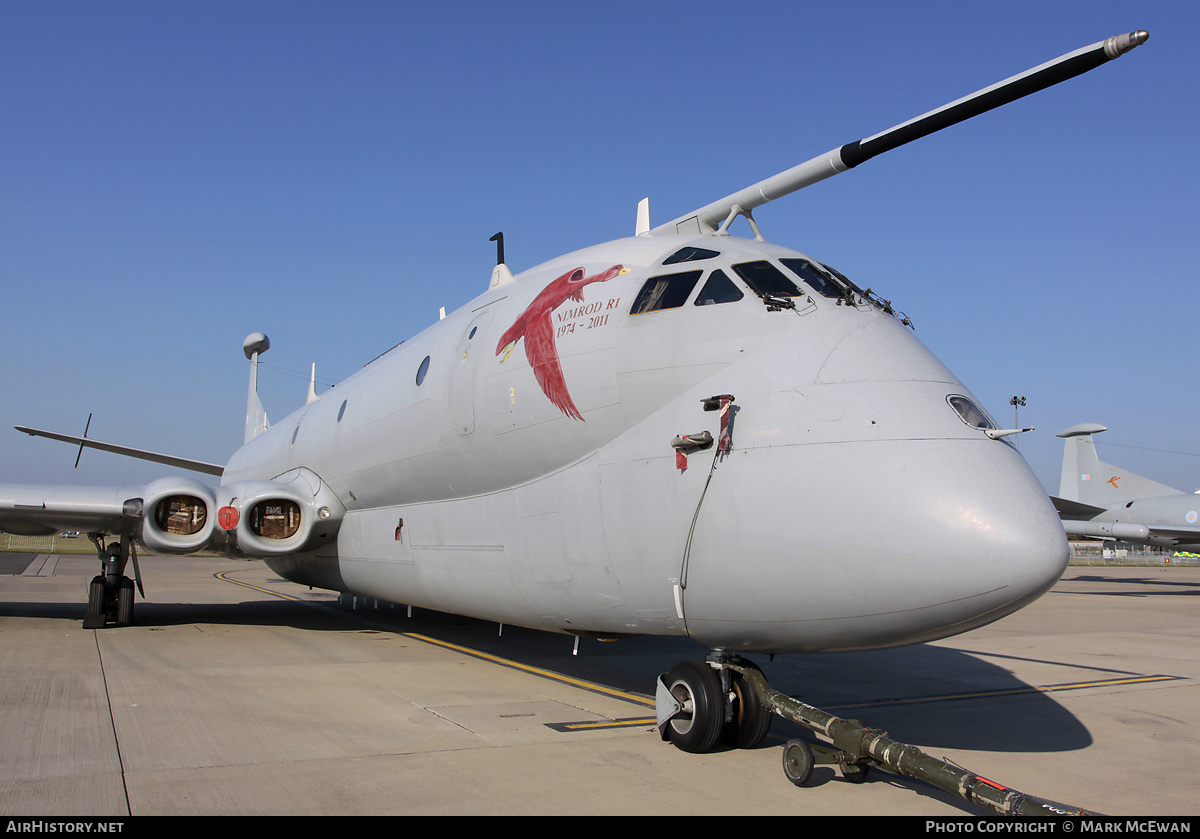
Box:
(83, 534, 141, 629)
(656, 651, 1098, 817)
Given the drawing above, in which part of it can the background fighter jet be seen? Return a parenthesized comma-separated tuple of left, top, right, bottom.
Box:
(1053, 423, 1200, 551)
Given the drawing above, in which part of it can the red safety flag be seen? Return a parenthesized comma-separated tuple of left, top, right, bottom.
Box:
(717, 395, 733, 453)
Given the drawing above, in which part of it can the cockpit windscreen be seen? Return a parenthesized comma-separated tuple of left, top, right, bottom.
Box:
(731, 261, 805, 298)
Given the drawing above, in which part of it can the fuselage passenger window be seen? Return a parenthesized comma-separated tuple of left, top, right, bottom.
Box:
(694, 269, 744, 305)
(630, 270, 703, 314)
(731, 261, 805, 298)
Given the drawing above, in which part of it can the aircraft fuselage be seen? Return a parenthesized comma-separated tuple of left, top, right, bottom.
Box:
(222, 233, 1068, 654)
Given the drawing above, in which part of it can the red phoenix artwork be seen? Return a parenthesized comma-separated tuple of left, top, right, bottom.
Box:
(496, 263, 626, 420)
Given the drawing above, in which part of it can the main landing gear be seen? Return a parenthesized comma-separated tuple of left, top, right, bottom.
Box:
(83, 534, 142, 629)
(656, 651, 1097, 817)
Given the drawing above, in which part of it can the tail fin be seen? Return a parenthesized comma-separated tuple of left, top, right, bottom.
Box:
(1057, 423, 1181, 506)
(243, 333, 271, 444)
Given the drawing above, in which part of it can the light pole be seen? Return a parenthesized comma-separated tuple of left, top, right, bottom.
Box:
(1010, 395, 1026, 447)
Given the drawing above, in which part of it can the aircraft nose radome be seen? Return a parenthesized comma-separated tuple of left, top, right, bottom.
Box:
(933, 470, 1069, 621)
(680, 438, 1068, 653)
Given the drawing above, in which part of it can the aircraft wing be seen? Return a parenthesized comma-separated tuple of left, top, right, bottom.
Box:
(0, 483, 144, 537)
(14, 425, 225, 476)
(0, 470, 223, 556)
(1052, 496, 1200, 547)
(1050, 496, 1107, 519)
(0, 476, 226, 629)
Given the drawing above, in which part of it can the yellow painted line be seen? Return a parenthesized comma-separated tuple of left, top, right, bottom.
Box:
(214, 570, 653, 708)
(548, 717, 656, 733)
(215, 571, 307, 601)
(561, 718, 656, 731)
(558, 676, 1185, 733)
(827, 674, 1181, 711)
(402, 631, 654, 707)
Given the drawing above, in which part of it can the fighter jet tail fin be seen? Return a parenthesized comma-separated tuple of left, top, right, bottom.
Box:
(1057, 423, 1181, 506)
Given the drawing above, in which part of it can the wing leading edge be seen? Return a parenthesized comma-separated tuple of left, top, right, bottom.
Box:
(14, 425, 224, 476)
(0, 484, 141, 537)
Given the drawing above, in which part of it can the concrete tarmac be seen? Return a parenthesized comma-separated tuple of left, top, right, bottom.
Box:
(1, 554, 1197, 816)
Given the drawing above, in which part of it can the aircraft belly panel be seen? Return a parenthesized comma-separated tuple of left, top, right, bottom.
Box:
(507, 460, 646, 632)
(329, 462, 650, 634)
(333, 503, 538, 627)
(265, 553, 348, 593)
(597, 457, 695, 631)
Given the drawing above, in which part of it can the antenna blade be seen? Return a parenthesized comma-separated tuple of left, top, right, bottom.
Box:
(74, 412, 92, 469)
(635, 197, 650, 236)
(306, 363, 318, 404)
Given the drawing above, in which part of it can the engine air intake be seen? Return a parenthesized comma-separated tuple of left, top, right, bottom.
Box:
(155, 495, 208, 536)
(249, 500, 302, 540)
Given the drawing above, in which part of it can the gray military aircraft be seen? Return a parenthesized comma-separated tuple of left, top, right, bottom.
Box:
(1053, 423, 1200, 551)
(1, 31, 1148, 783)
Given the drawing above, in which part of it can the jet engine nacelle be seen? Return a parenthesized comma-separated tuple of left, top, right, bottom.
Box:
(1062, 520, 1151, 542)
(215, 468, 345, 558)
(135, 476, 218, 554)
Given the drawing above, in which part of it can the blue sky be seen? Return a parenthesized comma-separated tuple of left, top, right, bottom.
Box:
(2, 1, 1196, 497)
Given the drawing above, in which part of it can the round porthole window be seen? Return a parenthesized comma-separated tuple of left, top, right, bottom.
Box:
(337, 400, 347, 422)
(416, 355, 430, 386)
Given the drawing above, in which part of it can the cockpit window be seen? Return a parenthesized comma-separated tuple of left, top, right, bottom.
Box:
(946, 395, 998, 431)
(631, 270, 702, 314)
(663, 246, 721, 265)
(820, 262, 861, 293)
(780, 258, 844, 299)
(731, 261, 805, 298)
(694, 270, 744, 306)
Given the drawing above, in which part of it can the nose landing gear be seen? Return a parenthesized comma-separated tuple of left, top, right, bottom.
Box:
(656, 653, 772, 754)
(657, 660, 725, 753)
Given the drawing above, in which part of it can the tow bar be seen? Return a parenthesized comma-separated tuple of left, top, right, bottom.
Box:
(724, 656, 1098, 816)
